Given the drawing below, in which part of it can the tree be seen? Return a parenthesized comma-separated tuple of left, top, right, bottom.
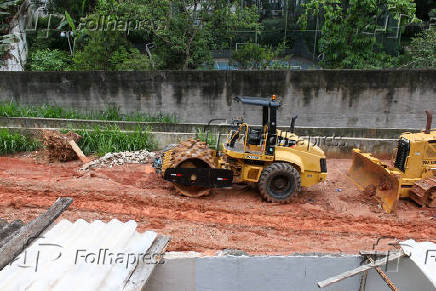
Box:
(406, 29, 436, 68)
(230, 43, 276, 70)
(300, 0, 417, 69)
(86, 0, 261, 70)
(72, 32, 130, 70)
(48, 0, 97, 19)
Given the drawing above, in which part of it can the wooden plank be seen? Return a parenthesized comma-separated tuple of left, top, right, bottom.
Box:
(0, 220, 24, 248)
(317, 250, 405, 288)
(68, 140, 90, 164)
(0, 197, 73, 271)
(123, 235, 171, 291)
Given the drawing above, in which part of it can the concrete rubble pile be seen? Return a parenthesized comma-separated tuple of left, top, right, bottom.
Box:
(80, 150, 156, 171)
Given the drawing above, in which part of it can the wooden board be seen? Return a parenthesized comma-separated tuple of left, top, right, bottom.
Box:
(0, 220, 24, 248)
(68, 140, 90, 164)
(123, 235, 171, 291)
(0, 197, 73, 271)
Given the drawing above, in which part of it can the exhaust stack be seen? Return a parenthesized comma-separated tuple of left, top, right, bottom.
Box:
(425, 110, 432, 134)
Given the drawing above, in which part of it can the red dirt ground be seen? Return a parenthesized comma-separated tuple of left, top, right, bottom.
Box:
(0, 155, 435, 255)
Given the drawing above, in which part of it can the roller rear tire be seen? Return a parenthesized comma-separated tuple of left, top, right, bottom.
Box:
(258, 163, 301, 203)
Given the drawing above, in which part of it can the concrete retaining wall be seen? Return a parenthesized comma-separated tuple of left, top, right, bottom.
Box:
(0, 117, 415, 138)
(1, 70, 435, 128)
(145, 253, 435, 291)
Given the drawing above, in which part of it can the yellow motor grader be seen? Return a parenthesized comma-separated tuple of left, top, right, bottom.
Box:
(153, 95, 327, 203)
(348, 111, 436, 213)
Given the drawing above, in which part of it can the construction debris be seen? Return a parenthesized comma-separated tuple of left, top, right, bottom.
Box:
(80, 150, 156, 171)
(0, 219, 170, 291)
(68, 140, 90, 164)
(42, 130, 82, 162)
(366, 256, 399, 291)
(317, 250, 405, 288)
(0, 197, 73, 271)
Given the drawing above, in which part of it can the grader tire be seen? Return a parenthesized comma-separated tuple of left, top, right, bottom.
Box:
(258, 163, 301, 203)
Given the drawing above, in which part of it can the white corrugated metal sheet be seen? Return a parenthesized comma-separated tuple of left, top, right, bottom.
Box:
(0, 219, 157, 291)
(401, 239, 436, 288)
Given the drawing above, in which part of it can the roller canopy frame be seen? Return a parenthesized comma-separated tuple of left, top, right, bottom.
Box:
(234, 96, 280, 108)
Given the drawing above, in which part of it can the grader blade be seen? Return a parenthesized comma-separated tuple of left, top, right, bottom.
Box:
(348, 149, 400, 213)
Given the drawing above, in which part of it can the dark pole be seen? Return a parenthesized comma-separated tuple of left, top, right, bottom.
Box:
(263, 106, 269, 127)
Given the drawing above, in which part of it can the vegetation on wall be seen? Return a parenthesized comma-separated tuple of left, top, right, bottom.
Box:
(74, 126, 156, 156)
(0, 126, 155, 157)
(0, 102, 178, 123)
(0, 129, 40, 155)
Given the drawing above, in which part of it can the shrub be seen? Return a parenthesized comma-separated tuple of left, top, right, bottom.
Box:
(112, 48, 154, 71)
(29, 49, 72, 71)
(72, 32, 130, 70)
(230, 44, 276, 70)
(74, 126, 156, 156)
(407, 29, 436, 68)
(0, 129, 40, 155)
(195, 128, 218, 149)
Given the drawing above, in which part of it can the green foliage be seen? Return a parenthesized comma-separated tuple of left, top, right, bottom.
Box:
(74, 126, 155, 156)
(260, 18, 286, 47)
(83, 0, 261, 70)
(64, 10, 76, 31)
(230, 43, 276, 70)
(48, 0, 96, 19)
(0, 101, 177, 123)
(195, 128, 218, 149)
(29, 49, 72, 71)
(72, 31, 154, 71)
(155, 0, 261, 69)
(73, 32, 130, 70)
(0, 101, 81, 118)
(111, 47, 154, 71)
(24, 0, 261, 71)
(0, 129, 40, 155)
(406, 29, 436, 68)
(300, 0, 417, 69)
